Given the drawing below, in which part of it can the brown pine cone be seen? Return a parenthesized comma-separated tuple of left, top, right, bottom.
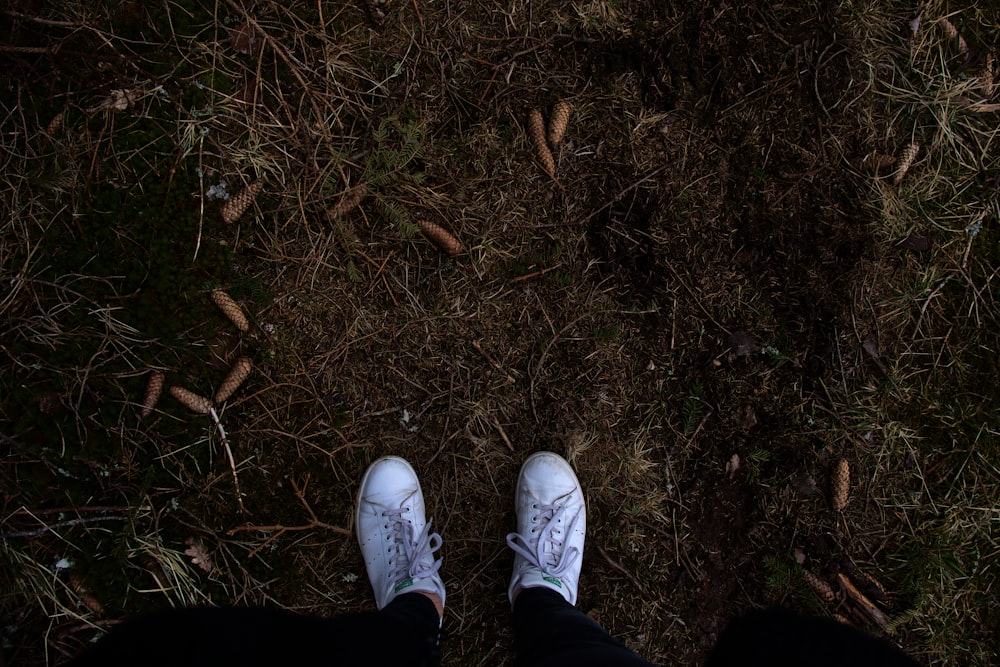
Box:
(983, 52, 995, 98)
(215, 357, 253, 403)
(328, 183, 367, 218)
(44, 111, 65, 137)
(69, 573, 105, 616)
(856, 153, 897, 175)
(802, 569, 836, 604)
(169, 386, 213, 414)
(417, 219, 463, 257)
(141, 371, 165, 417)
(527, 109, 556, 177)
(547, 100, 572, 147)
(210, 289, 250, 332)
(832, 458, 850, 511)
(893, 143, 920, 185)
(221, 180, 263, 223)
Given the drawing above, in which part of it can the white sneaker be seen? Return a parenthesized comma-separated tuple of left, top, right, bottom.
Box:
(356, 456, 445, 611)
(506, 451, 586, 605)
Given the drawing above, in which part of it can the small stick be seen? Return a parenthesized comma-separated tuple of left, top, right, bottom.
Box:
(1, 516, 125, 539)
(210, 408, 245, 513)
(471, 340, 517, 383)
(491, 415, 514, 451)
(596, 545, 646, 594)
(838, 573, 890, 630)
(228, 475, 350, 557)
(510, 262, 564, 284)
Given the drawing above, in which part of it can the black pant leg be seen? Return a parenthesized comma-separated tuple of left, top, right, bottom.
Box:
(706, 607, 920, 667)
(511, 587, 657, 667)
(66, 593, 441, 667)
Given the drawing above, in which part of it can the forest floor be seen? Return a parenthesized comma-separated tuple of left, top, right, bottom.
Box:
(2, 1, 998, 665)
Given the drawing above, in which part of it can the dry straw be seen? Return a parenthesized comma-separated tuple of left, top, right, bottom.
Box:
(141, 371, 165, 417)
(221, 180, 262, 223)
(547, 100, 572, 147)
(215, 357, 253, 403)
(527, 108, 555, 177)
(417, 219, 463, 257)
(169, 386, 213, 414)
(210, 288, 250, 332)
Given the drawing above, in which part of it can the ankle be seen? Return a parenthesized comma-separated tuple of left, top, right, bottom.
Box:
(418, 591, 444, 618)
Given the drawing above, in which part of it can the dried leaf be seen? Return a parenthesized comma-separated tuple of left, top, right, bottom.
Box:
(527, 109, 555, 177)
(734, 405, 757, 430)
(169, 386, 213, 415)
(893, 142, 920, 185)
(832, 458, 850, 511)
(547, 100, 572, 147)
(184, 537, 214, 573)
(802, 569, 836, 604)
(725, 453, 741, 476)
(365, 0, 391, 24)
(728, 330, 758, 357)
(898, 235, 931, 252)
(215, 357, 253, 403)
(792, 471, 818, 497)
(862, 333, 880, 360)
(210, 288, 250, 332)
(229, 22, 261, 56)
(142, 371, 165, 417)
(908, 14, 921, 37)
(417, 219, 463, 257)
(328, 183, 367, 219)
(221, 180, 262, 224)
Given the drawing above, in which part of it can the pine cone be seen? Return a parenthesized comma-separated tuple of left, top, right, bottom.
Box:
(938, 17, 968, 54)
(527, 109, 555, 177)
(169, 386, 213, 414)
(802, 569, 835, 604)
(856, 153, 897, 174)
(328, 183, 367, 219)
(221, 180, 263, 223)
(938, 17, 959, 40)
(215, 356, 253, 403)
(417, 219, 463, 257)
(141, 371, 165, 417)
(210, 289, 250, 332)
(44, 111, 65, 137)
(983, 52, 995, 98)
(547, 100, 572, 147)
(893, 142, 920, 185)
(69, 573, 105, 616)
(832, 458, 850, 511)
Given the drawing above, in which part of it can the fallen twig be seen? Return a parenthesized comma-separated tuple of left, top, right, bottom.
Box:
(1, 516, 125, 539)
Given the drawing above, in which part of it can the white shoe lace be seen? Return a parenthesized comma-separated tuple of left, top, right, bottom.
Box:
(505, 502, 581, 578)
(382, 508, 442, 590)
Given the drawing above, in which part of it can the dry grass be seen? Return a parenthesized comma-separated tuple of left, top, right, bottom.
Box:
(2, 0, 999, 665)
